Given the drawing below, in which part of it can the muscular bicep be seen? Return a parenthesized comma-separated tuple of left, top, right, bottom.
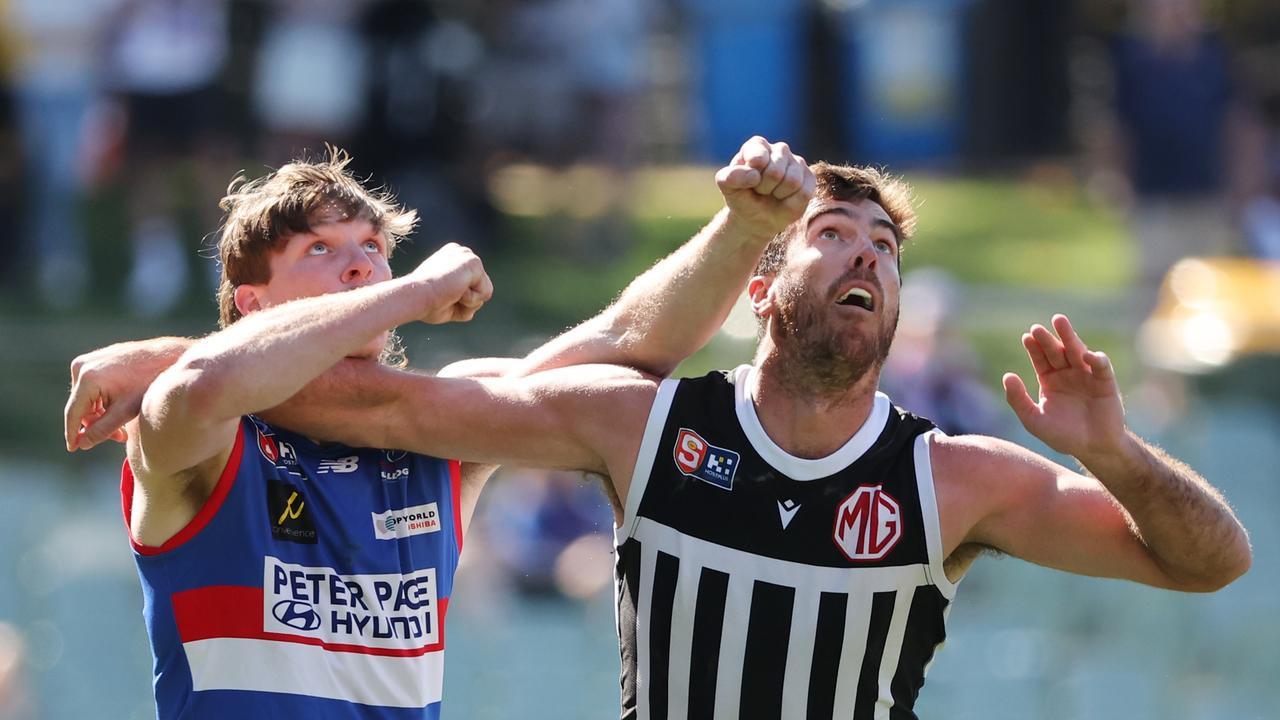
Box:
(937, 435, 1180, 589)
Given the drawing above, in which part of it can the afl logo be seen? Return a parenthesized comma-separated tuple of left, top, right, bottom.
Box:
(272, 600, 321, 631)
(833, 485, 903, 562)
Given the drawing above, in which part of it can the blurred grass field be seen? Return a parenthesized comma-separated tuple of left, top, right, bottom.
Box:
(1, 166, 1135, 460)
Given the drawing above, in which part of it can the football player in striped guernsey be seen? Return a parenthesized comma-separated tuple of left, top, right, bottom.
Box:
(71, 138, 1250, 719)
(64, 137, 817, 719)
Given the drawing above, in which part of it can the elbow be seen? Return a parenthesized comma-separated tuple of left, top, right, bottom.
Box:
(141, 358, 233, 428)
(1172, 537, 1253, 594)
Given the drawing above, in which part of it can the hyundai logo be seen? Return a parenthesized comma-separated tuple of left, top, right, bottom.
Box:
(272, 600, 322, 631)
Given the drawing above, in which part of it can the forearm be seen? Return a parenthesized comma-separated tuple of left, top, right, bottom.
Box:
(1080, 432, 1251, 590)
(165, 276, 433, 423)
(518, 208, 773, 377)
(260, 360, 409, 447)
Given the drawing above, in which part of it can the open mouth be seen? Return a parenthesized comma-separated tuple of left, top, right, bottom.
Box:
(836, 287, 875, 311)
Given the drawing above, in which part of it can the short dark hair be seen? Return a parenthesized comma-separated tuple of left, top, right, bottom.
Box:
(753, 162, 917, 277)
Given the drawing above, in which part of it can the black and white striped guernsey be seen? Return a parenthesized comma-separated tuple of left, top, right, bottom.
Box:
(614, 365, 958, 720)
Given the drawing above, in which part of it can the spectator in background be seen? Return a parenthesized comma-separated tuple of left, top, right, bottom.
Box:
(354, 1, 492, 251)
(1105, 0, 1259, 318)
(476, 469, 614, 598)
(879, 268, 1004, 438)
(5, 0, 122, 309)
(101, 0, 232, 317)
(252, 0, 366, 166)
(1242, 147, 1280, 260)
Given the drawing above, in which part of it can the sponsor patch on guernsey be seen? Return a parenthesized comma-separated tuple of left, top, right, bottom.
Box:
(673, 428, 740, 490)
(372, 502, 441, 540)
(263, 556, 439, 649)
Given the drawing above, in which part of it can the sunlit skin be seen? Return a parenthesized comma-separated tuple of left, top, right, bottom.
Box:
(754, 197, 903, 398)
(234, 218, 393, 360)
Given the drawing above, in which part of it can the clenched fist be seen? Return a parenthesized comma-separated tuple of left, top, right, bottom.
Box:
(410, 243, 494, 324)
(715, 136, 817, 239)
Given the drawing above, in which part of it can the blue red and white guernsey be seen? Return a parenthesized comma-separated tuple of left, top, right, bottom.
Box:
(120, 416, 463, 719)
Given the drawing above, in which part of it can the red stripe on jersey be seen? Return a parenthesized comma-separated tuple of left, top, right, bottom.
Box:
(448, 460, 463, 552)
(122, 422, 246, 556)
(172, 585, 447, 657)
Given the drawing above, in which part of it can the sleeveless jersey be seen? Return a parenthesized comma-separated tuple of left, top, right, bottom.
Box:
(614, 366, 956, 720)
(121, 416, 463, 719)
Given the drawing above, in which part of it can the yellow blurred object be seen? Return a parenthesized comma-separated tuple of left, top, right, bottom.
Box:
(1138, 258, 1280, 373)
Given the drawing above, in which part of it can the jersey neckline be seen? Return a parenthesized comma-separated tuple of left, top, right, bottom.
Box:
(730, 364, 891, 481)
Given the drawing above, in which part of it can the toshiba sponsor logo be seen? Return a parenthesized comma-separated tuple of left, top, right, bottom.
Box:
(262, 556, 439, 649)
(372, 502, 441, 540)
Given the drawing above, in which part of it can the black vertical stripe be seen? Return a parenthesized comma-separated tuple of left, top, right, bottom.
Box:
(890, 587, 948, 712)
(616, 539, 642, 720)
(806, 592, 849, 719)
(687, 567, 730, 717)
(853, 590, 899, 717)
(648, 551, 680, 720)
(738, 580, 795, 719)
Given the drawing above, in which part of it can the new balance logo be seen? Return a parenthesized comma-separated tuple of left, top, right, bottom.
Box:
(777, 499, 801, 529)
(317, 456, 360, 474)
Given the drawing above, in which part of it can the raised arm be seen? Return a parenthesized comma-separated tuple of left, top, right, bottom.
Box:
(513, 136, 816, 377)
(134, 244, 489, 476)
(939, 314, 1251, 592)
(122, 244, 490, 546)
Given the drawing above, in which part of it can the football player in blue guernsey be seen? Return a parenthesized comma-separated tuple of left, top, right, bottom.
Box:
(63, 138, 819, 719)
(71, 138, 1251, 718)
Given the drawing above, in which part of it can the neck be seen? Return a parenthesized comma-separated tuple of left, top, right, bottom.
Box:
(749, 346, 882, 459)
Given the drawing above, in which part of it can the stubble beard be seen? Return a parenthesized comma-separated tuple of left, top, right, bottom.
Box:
(771, 271, 899, 399)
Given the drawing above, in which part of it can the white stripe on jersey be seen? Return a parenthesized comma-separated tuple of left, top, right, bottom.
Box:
(184, 637, 444, 708)
(711, 571, 753, 720)
(830, 590, 874, 716)
(779, 587, 822, 718)
(623, 378, 680, 535)
(630, 517, 932, 717)
(666, 555, 702, 720)
(631, 517, 930, 593)
(875, 586, 915, 718)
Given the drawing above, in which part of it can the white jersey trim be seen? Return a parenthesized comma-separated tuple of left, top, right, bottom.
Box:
(619, 377, 680, 541)
(184, 637, 444, 708)
(730, 365, 892, 481)
(914, 430, 958, 599)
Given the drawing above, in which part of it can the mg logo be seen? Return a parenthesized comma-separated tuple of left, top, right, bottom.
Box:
(833, 485, 902, 562)
(272, 599, 322, 631)
(674, 429, 707, 475)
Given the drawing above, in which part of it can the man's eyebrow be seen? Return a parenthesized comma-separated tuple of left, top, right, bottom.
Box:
(872, 217, 903, 246)
(807, 206, 902, 245)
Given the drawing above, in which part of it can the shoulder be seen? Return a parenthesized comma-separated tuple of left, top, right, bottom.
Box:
(929, 433, 1070, 516)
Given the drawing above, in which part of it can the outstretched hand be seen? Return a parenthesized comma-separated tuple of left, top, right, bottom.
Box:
(1002, 314, 1128, 460)
(715, 136, 817, 239)
(410, 242, 494, 324)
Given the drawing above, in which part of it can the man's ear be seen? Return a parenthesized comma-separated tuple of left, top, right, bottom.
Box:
(748, 274, 775, 320)
(234, 284, 265, 317)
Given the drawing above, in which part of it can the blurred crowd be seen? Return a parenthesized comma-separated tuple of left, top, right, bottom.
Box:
(0, 0, 1278, 318)
(1, 0, 1279, 610)
(0, 0, 658, 316)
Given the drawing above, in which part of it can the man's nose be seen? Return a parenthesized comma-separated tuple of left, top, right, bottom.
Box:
(341, 247, 375, 283)
(850, 236, 878, 270)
